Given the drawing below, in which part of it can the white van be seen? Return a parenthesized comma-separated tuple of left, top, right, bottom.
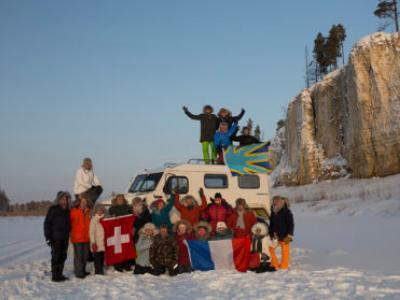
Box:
(97, 160, 271, 221)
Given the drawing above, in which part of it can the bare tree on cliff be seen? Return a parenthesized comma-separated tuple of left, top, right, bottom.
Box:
(374, 0, 399, 32)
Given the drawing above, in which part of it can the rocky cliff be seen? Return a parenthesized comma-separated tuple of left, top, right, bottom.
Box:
(271, 32, 400, 186)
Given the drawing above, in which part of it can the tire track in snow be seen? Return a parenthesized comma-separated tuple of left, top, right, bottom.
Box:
(0, 241, 46, 267)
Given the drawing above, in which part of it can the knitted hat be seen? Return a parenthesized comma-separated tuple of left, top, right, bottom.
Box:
(214, 193, 222, 199)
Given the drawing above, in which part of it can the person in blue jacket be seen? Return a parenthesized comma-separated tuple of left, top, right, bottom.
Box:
(214, 121, 238, 164)
(150, 194, 174, 231)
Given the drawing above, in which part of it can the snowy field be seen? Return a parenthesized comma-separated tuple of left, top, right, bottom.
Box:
(1, 176, 400, 299)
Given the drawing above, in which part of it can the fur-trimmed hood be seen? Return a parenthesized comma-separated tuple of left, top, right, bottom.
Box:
(193, 221, 212, 240)
(173, 219, 193, 234)
(251, 222, 268, 236)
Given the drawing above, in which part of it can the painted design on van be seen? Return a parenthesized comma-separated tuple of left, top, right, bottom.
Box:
(224, 142, 272, 176)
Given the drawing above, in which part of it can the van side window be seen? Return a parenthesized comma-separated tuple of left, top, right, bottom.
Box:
(163, 176, 189, 194)
(238, 175, 260, 189)
(204, 174, 228, 189)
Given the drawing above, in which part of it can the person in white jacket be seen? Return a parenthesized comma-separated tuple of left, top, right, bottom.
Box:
(74, 157, 103, 205)
(89, 205, 105, 275)
(250, 222, 278, 273)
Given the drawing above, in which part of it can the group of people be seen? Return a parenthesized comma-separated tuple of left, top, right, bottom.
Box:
(43, 157, 295, 281)
(183, 106, 260, 164)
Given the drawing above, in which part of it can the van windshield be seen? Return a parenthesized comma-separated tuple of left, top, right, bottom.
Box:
(128, 172, 163, 193)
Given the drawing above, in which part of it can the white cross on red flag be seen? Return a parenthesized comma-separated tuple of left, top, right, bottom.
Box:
(101, 214, 136, 266)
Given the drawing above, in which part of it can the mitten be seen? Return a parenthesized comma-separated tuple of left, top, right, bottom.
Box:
(283, 235, 293, 244)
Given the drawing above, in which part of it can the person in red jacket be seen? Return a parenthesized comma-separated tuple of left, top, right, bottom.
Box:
(227, 198, 257, 238)
(174, 188, 208, 226)
(70, 197, 91, 278)
(174, 219, 194, 274)
(202, 193, 233, 233)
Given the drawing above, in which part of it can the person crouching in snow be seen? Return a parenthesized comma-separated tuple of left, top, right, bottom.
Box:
(134, 223, 158, 275)
(227, 198, 257, 238)
(249, 223, 277, 273)
(151, 194, 174, 232)
(150, 224, 179, 276)
(44, 191, 71, 282)
(202, 193, 233, 233)
(193, 221, 212, 241)
(268, 196, 294, 270)
(182, 105, 219, 164)
(70, 197, 91, 279)
(132, 197, 152, 243)
(109, 194, 134, 272)
(174, 188, 207, 226)
(89, 205, 105, 275)
(214, 121, 238, 164)
(210, 221, 233, 241)
(174, 219, 194, 274)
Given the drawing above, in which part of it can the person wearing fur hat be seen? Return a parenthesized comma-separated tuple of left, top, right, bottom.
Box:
(183, 105, 219, 164)
(193, 221, 212, 241)
(151, 194, 174, 231)
(174, 188, 207, 226)
(134, 223, 158, 275)
(227, 198, 257, 238)
(210, 221, 233, 241)
(202, 193, 233, 233)
(174, 219, 194, 274)
(73, 157, 103, 204)
(132, 197, 152, 243)
(109, 194, 134, 272)
(149, 225, 179, 276)
(89, 205, 106, 275)
(217, 107, 245, 129)
(214, 121, 238, 164)
(268, 196, 294, 270)
(44, 191, 71, 282)
(70, 197, 91, 278)
(249, 222, 277, 273)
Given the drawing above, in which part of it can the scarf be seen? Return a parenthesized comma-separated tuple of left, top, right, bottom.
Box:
(237, 210, 245, 229)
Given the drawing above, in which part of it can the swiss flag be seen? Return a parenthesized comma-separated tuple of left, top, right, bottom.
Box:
(101, 214, 136, 266)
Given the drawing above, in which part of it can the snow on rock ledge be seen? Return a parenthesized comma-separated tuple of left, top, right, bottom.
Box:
(273, 32, 400, 186)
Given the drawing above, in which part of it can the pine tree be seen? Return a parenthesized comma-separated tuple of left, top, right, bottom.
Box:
(0, 188, 10, 212)
(374, 0, 399, 32)
(313, 33, 328, 76)
(242, 118, 254, 134)
(254, 125, 262, 140)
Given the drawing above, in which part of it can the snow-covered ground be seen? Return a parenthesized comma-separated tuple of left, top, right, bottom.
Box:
(1, 176, 400, 299)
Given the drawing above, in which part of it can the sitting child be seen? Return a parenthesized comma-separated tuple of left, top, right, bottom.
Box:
(134, 223, 158, 275)
(214, 121, 238, 164)
(174, 219, 194, 274)
(89, 205, 106, 275)
(210, 221, 233, 240)
(250, 222, 277, 273)
(174, 188, 207, 226)
(193, 221, 212, 241)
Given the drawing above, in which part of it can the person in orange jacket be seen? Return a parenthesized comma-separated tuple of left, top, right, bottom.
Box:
(227, 198, 257, 238)
(268, 195, 294, 270)
(70, 197, 91, 278)
(174, 188, 208, 226)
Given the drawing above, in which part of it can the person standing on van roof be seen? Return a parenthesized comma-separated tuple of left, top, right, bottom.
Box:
(150, 194, 174, 231)
(174, 188, 208, 226)
(202, 193, 233, 233)
(182, 105, 219, 164)
(74, 157, 103, 204)
(227, 198, 257, 238)
(214, 122, 238, 164)
(217, 107, 245, 129)
(232, 126, 261, 147)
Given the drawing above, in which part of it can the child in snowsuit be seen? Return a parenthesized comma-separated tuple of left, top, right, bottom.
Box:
(202, 193, 233, 233)
(174, 188, 207, 226)
(44, 191, 71, 282)
(70, 197, 91, 278)
(150, 194, 174, 231)
(132, 197, 152, 243)
(193, 221, 212, 241)
(174, 219, 194, 274)
(227, 198, 257, 238)
(268, 196, 294, 270)
(150, 225, 179, 276)
(250, 222, 277, 273)
(89, 205, 106, 275)
(210, 221, 233, 241)
(134, 223, 158, 275)
(214, 121, 238, 164)
(183, 105, 219, 164)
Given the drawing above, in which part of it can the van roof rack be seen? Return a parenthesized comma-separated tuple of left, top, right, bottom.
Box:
(187, 159, 207, 164)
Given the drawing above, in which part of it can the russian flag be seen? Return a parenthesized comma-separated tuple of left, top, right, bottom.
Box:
(185, 238, 251, 272)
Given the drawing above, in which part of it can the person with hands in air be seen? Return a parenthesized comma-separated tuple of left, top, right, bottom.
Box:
(89, 205, 106, 275)
(217, 107, 245, 129)
(150, 192, 174, 231)
(174, 188, 208, 226)
(183, 105, 219, 164)
(44, 191, 71, 282)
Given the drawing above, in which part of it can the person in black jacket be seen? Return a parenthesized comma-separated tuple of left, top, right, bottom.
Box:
(268, 196, 294, 270)
(232, 126, 261, 147)
(183, 105, 219, 164)
(109, 194, 134, 272)
(132, 197, 152, 243)
(217, 107, 245, 129)
(44, 191, 71, 282)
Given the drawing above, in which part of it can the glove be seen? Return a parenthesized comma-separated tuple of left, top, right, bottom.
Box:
(283, 235, 293, 244)
(182, 106, 188, 112)
(46, 240, 52, 247)
(91, 244, 97, 253)
(261, 253, 270, 262)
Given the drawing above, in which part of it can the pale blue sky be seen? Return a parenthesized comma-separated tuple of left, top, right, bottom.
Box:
(0, 0, 381, 202)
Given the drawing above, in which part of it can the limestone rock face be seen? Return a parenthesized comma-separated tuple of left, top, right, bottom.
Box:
(274, 32, 400, 186)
